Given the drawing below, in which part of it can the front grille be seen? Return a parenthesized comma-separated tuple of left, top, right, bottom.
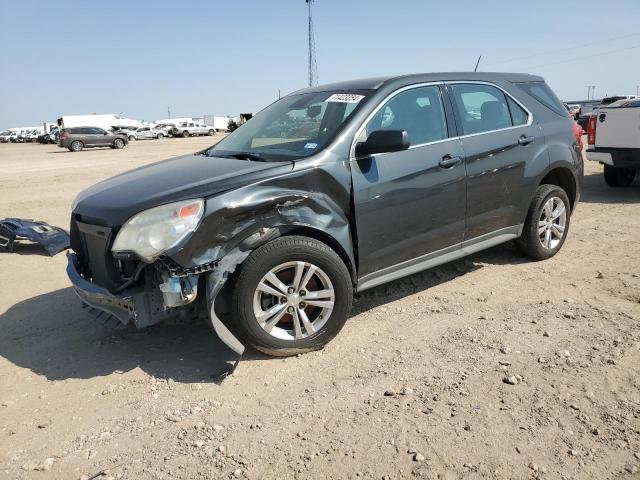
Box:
(71, 216, 122, 292)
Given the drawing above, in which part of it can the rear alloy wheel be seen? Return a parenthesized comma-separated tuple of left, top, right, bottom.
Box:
(228, 236, 352, 356)
(70, 140, 83, 152)
(516, 184, 571, 260)
(113, 138, 125, 149)
(604, 164, 636, 187)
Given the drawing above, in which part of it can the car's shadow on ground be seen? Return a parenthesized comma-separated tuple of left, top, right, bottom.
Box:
(352, 241, 526, 316)
(580, 170, 640, 204)
(0, 243, 525, 384)
(0, 287, 243, 384)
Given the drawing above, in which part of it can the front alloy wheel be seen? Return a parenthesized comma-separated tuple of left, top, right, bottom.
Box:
(253, 261, 335, 340)
(226, 236, 352, 356)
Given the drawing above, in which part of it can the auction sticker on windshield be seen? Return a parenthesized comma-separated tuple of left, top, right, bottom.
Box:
(327, 93, 365, 103)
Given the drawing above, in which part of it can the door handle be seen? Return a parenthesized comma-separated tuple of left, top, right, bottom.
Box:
(439, 155, 462, 169)
(518, 135, 535, 146)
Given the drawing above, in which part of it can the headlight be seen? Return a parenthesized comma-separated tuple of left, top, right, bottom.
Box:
(112, 199, 204, 262)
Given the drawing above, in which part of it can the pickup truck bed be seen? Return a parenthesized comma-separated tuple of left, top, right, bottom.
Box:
(585, 99, 640, 186)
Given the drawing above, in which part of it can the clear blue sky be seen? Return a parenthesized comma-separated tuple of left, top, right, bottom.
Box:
(2, 0, 640, 129)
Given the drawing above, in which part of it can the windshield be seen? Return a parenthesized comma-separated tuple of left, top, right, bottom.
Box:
(207, 90, 372, 161)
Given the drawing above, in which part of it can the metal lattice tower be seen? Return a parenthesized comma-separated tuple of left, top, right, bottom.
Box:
(306, 0, 318, 87)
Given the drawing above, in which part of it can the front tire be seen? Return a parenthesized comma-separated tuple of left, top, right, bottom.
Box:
(516, 184, 571, 260)
(156, 133, 164, 139)
(208, 129, 215, 136)
(228, 236, 353, 357)
(604, 164, 635, 187)
(113, 138, 125, 149)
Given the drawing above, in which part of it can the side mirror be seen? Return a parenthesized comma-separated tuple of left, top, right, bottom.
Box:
(355, 130, 410, 158)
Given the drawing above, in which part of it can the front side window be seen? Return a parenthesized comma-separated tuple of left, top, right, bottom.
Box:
(208, 90, 372, 161)
(450, 84, 513, 135)
(364, 85, 448, 146)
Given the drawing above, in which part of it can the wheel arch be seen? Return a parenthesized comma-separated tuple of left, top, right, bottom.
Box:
(536, 166, 577, 211)
(278, 225, 356, 283)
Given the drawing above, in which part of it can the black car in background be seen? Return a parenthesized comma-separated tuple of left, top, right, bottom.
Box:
(67, 72, 583, 356)
(58, 127, 128, 152)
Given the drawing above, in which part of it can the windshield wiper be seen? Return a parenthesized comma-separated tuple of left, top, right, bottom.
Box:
(226, 152, 266, 162)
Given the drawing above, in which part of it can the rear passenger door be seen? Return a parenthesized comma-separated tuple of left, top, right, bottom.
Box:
(448, 82, 543, 240)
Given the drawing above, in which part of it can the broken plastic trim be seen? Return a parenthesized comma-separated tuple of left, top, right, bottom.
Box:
(0, 218, 70, 256)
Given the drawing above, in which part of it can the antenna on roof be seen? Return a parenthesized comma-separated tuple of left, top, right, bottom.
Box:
(474, 55, 482, 72)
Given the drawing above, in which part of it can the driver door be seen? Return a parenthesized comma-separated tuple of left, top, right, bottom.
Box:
(351, 84, 467, 280)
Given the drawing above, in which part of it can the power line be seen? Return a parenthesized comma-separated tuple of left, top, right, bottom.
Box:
(487, 32, 640, 67)
(525, 43, 640, 69)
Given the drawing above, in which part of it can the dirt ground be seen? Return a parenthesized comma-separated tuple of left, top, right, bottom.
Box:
(0, 137, 639, 480)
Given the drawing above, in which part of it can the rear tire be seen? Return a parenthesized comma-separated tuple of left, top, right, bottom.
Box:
(208, 129, 215, 136)
(113, 138, 125, 149)
(604, 164, 635, 187)
(182, 130, 189, 138)
(70, 140, 83, 152)
(227, 236, 353, 357)
(516, 184, 571, 260)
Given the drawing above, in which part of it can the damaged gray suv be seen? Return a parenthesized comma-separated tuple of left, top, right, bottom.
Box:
(68, 72, 583, 356)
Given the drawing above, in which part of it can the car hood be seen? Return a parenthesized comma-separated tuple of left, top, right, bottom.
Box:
(73, 154, 294, 226)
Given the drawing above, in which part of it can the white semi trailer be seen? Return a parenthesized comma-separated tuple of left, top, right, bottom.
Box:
(57, 114, 142, 130)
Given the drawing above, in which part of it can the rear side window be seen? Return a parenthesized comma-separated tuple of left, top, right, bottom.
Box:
(517, 82, 566, 116)
(450, 84, 512, 135)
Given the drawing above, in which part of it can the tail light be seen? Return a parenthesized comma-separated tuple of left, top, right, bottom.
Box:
(587, 116, 597, 147)
(572, 122, 583, 151)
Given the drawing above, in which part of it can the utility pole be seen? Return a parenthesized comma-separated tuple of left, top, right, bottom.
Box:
(592, 85, 596, 101)
(585, 86, 591, 100)
(306, 0, 317, 87)
(636, 85, 639, 97)
(167, 107, 171, 119)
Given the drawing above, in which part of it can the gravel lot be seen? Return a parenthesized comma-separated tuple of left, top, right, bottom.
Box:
(0, 137, 639, 480)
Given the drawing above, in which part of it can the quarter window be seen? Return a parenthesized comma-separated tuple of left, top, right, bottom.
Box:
(365, 85, 448, 146)
(507, 97, 529, 126)
(450, 84, 513, 135)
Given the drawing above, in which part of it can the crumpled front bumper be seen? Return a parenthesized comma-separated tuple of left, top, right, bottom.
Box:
(66, 253, 137, 326)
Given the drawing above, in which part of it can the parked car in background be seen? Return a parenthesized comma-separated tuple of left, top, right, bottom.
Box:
(586, 98, 640, 187)
(564, 103, 580, 120)
(0, 131, 12, 142)
(67, 72, 582, 357)
(172, 122, 216, 138)
(26, 130, 40, 142)
(58, 127, 128, 152)
(130, 125, 169, 140)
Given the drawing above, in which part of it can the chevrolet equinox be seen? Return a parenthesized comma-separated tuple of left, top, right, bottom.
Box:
(67, 73, 583, 356)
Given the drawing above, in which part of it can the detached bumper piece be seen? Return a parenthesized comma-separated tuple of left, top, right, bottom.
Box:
(67, 253, 191, 329)
(0, 218, 70, 256)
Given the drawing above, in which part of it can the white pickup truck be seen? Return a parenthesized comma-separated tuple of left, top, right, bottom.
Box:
(172, 122, 216, 138)
(585, 98, 640, 187)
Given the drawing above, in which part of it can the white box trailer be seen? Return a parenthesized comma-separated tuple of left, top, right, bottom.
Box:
(57, 114, 142, 130)
(203, 115, 233, 132)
